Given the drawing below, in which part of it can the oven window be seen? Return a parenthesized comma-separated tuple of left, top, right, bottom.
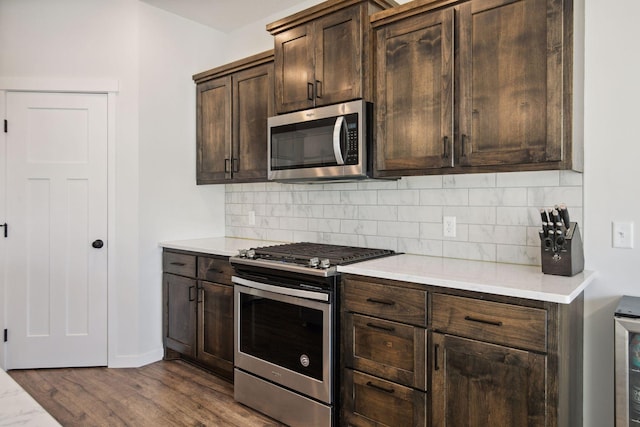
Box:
(240, 293, 324, 381)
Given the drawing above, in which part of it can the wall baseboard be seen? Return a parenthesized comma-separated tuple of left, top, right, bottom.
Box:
(108, 347, 163, 369)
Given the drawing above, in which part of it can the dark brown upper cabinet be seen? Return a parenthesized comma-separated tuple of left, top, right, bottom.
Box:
(374, 7, 455, 176)
(371, 0, 581, 178)
(267, 0, 398, 114)
(193, 51, 274, 184)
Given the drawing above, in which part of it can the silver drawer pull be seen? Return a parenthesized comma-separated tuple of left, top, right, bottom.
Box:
(464, 315, 503, 327)
(170, 262, 186, 266)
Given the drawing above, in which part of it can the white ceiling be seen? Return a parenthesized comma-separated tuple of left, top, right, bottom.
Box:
(140, 0, 309, 32)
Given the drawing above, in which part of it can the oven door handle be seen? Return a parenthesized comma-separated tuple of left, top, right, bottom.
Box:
(232, 276, 329, 302)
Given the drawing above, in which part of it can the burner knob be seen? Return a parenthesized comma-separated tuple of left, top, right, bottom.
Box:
(308, 257, 320, 268)
(247, 249, 256, 259)
(238, 249, 247, 258)
(320, 258, 331, 269)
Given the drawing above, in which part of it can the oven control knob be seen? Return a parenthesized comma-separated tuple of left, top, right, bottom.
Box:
(247, 249, 256, 259)
(308, 257, 319, 268)
(320, 258, 331, 269)
(238, 249, 247, 258)
(300, 354, 310, 368)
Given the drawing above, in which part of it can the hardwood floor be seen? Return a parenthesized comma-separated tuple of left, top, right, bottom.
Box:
(8, 360, 286, 426)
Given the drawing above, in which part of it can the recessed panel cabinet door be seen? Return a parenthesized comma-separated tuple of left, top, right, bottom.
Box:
(274, 24, 315, 114)
(374, 8, 454, 177)
(196, 76, 231, 183)
(164, 273, 197, 358)
(197, 281, 233, 380)
(315, 5, 362, 107)
(458, 0, 563, 167)
(431, 333, 546, 427)
(232, 63, 274, 182)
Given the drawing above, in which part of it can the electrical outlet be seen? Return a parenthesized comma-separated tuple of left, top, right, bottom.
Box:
(248, 211, 256, 226)
(613, 221, 634, 248)
(443, 216, 456, 238)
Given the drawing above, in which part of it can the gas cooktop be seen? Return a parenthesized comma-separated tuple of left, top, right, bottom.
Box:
(230, 242, 396, 277)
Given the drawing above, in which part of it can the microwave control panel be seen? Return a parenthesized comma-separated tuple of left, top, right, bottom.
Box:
(345, 119, 359, 165)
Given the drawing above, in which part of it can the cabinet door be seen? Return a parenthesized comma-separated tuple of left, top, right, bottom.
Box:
(163, 273, 197, 357)
(196, 76, 232, 183)
(431, 333, 546, 426)
(197, 281, 234, 380)
(314, 5, 362, 107)
(457, 0, 563, 167)
(274, 24, 315, 113)
(232, 62, 274, 182)
(374, 8, 454, 177)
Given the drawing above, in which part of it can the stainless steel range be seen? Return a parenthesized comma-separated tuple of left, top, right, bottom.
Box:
(230, 242, 395, 427)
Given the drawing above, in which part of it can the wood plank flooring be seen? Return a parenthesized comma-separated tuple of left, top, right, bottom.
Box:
(8, 360, 286, 426)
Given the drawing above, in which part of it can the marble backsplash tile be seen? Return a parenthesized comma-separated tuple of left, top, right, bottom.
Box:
(225, 170, 583, 266)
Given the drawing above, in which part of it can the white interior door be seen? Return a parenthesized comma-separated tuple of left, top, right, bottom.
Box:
(4, 91, 108, 369)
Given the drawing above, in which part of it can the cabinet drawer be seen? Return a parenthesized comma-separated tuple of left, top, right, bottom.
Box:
(197, 256, 232, 285)
(343, 278, 427, 326)
(163, 252, 196, 277)
(346, 313, 427, 390)
(432, 294, 547, 353)
(343, 369, 426, 427)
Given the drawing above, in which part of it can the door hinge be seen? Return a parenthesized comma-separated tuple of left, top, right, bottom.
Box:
(3, 120, 6, 133)
(3, 329, 7, 342)
(0, 223, 6, 238)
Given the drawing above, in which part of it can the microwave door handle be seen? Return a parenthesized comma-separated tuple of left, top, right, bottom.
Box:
(332, 116, 346, 165)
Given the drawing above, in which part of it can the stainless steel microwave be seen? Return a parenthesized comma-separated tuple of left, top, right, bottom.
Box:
(268, 100, 372, 182)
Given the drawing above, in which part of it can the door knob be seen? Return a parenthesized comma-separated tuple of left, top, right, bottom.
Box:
(92, 239, 104, 249)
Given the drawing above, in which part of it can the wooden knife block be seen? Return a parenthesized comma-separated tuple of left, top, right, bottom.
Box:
(541, 222, 584, 277)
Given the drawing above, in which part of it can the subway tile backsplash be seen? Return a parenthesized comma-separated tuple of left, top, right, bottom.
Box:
(225, 170, 583, 266)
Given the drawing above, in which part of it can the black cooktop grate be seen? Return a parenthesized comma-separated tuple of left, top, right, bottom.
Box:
(251, 242, 395, 266)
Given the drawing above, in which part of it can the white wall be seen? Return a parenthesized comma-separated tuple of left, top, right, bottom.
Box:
(137, 3, 227, 361)
(583, 0, 640, 425)
(0, 0, 227, 367)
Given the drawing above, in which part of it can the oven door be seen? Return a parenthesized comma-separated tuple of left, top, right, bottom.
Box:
(233, 276, 332, 403)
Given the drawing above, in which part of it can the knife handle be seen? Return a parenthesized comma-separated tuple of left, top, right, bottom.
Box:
(542, 222, 549, 237)
(559, 204, 571, 228)
(540, 209, 549, 224)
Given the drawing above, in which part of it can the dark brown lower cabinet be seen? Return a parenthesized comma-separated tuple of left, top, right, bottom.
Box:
(431, 333, 546, 427)
(342, 274, 583, 427)
(342, 276, 428, 426)
(162, 250, 233, 381)
(196, 280, 233, 378)
(163, 273, 197, 358)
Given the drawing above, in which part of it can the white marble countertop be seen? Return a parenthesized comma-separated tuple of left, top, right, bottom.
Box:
(338, 253, 594, 304)
(158, 238, 593, 304)
(0, 369, 60, 426)
(159, 237, 279, 257)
